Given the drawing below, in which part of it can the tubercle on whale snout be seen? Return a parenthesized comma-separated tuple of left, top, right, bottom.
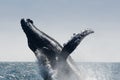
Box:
(21, 18, 94, 80)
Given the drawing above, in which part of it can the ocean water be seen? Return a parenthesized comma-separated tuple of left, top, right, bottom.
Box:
(0, 62, 119, 80)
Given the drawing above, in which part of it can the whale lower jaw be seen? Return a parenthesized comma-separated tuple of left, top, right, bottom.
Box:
(20, 19, 94, 80)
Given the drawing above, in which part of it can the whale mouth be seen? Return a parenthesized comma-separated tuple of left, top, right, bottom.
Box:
(20, 19, 31, 33)
(21, 18, 33, 25)
(20, 19, 34, 31)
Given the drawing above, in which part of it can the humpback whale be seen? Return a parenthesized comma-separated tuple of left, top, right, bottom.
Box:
(20, 19, 94, 80)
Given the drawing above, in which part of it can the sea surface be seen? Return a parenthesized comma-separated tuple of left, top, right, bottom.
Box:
(0, 62, 119, 80)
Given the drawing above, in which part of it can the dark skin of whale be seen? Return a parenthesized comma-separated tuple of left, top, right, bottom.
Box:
(20, 19, 94, 80)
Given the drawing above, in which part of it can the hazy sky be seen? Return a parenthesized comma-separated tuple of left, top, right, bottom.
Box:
(0, 0, 120, 62)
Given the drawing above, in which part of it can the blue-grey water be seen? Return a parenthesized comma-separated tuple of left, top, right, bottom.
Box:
(0, 62, 119, 80)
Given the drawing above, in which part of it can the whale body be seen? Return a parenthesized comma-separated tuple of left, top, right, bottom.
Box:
(20, 19, 94, 80)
